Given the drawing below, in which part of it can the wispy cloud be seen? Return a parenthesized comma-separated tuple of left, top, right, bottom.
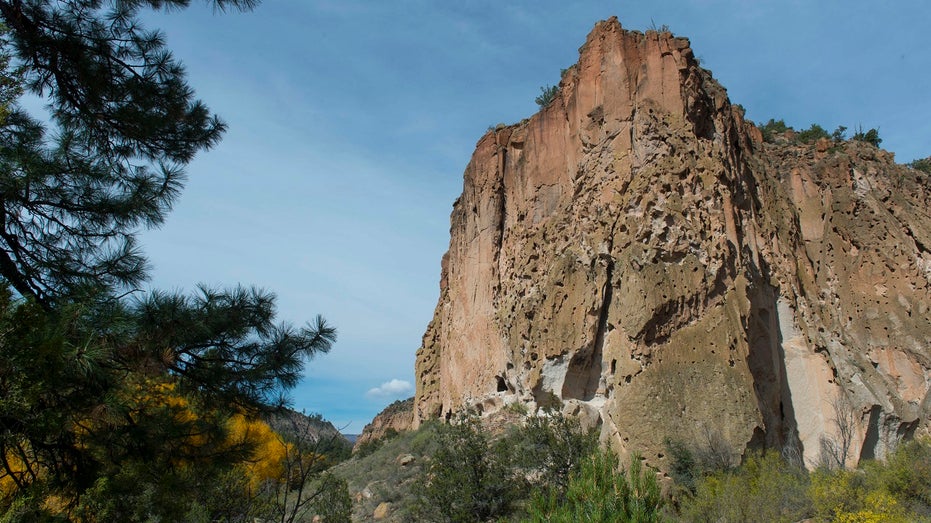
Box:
(366, 379, 413, 399)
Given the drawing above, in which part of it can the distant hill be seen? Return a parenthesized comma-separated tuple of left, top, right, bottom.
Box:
(265, 408, 352, 460)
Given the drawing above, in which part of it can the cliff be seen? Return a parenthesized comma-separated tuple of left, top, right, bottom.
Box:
(353, 398, 414, 451)
(413, 17, 931, 468)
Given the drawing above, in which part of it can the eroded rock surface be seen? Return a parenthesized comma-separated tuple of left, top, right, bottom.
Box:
(354, 397, 414, 452)
(413, 17, 931, 468)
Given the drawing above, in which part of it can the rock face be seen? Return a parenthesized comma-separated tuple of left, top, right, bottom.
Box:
(413, 17, 931, 468)
(353, 397, 414, 451)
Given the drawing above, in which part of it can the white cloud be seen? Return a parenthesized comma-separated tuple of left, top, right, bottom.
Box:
(366, 379, 413, 399)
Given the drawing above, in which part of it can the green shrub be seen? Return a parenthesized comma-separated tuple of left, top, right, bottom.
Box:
(665, 438, 699, 493)
(308, 473, 351, 523)
(797, 123, 830, 143)
(417, 416, 522, 522)
(526, 450, 664, 522)
(862, 439, 931, 517)
(73, 462, 256, 523)
(0, 493, 66, 523)
(806, 439, 931, 522)
(910, 157, 931, 174)
(679, 450, 810, 523)
(672, 439, 931, 522)
(535, 85, 559, 107)
(332, 421, 441, 523)
(832, 125, 848, 141)
(759, 120, 853, 146)
(809, 468, 906, 522)
(760, 119, 791, 142)
(511, 413, 598, 496)
(852, 126, 882, 147)
(413, 411, 599, 522)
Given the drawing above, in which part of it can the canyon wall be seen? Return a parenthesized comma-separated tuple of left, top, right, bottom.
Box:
(413, 17, 931, 468)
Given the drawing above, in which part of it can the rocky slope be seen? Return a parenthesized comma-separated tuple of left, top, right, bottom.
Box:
(413, 17, 931, 469)
(266, 409, 351, 452)
(353, 398, 414, 451)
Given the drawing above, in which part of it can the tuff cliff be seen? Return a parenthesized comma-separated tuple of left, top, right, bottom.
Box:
(413, 17, 931, 468)
(353, 398, 413, 452)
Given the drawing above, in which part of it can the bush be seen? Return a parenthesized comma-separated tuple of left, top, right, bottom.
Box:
(535, 85, 559, 108)
(862, 439, 931, 517)
(832, 125, 848, 141)
(308, 473, 351, 523)
(526, 450, 664, 522)
(809, 468, 909, 522)
(672, 439, 931, 522)
(511, 413, 598, 496)
(807, 440, 931, 521)
(665, 438, 699, 493)
(759, 119, 856, 147)
(417, 417, 521, 522)
(910, 158, 931, 174)
(331, 421, 441, 522)
(797, 123, 830, 143)
(679, 450, 810, 523)
(0, 493, 66, 523)
(760, 119, 791, 142)
(73, 462, 254, 523)
(414, 411, 600, 522)
(852, 126, 882, 147)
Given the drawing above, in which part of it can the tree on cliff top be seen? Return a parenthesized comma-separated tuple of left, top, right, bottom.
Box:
(536, 85, 559, 107)
(0, 2, 337, 519)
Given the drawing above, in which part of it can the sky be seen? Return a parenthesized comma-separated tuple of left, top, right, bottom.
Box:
(138, 1, 931, 434)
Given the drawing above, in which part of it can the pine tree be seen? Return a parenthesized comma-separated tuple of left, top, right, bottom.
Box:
(0, 2, 339, 519)
(0, 0, 259, 305)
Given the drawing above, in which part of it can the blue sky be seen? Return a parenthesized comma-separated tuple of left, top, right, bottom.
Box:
(139, 1, 931, 433)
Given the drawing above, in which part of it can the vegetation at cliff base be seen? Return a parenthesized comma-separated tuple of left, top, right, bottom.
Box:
(527, 450, 663, 523)
(668, 437, 931, 522)
(334, 412, 931, 522)
(335, 411, 664, 522)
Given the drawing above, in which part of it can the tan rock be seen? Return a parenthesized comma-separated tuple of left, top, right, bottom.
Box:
(413, 16, 931, 470)
(373, 502, 391, 520)
(353, 397, 413, 452)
